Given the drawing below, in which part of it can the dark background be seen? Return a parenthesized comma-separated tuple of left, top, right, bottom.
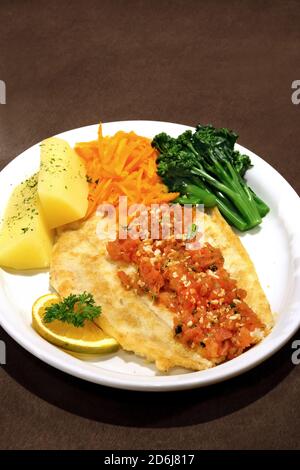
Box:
(0, 0, 300, 450)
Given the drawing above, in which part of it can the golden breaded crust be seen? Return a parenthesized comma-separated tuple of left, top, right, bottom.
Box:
(50, 208, 273, 372)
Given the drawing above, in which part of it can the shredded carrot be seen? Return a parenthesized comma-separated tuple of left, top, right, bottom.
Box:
(75, 124, 179, 218)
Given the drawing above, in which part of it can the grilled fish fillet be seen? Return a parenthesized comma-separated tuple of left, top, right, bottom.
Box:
(50, 208, 273, 372)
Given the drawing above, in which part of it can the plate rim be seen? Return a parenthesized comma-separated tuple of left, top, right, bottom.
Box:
(0, 119, 300, 392)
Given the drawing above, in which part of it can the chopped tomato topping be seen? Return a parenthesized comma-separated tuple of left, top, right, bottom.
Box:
(107, 236, 265, 361)
(107, 238, 140, 263)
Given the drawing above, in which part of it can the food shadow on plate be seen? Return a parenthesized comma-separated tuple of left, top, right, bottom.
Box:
(65, 348, 190, 377)
(1, 267, 50, 277)
(232, 224, 261, 238)
(1, 326, 297, 428)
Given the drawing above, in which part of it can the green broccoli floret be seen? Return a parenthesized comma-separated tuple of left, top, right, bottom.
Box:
(230, 151, 252, 177)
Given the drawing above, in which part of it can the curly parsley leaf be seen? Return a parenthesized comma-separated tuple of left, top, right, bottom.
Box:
(43, 292, 102, 327)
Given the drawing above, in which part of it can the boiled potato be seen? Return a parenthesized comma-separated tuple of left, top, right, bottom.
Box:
(0, 174, 53, 270)
(38, 137, 88, 228)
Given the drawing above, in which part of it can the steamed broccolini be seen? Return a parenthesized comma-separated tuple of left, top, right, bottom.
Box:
(152, 125, 269, 231)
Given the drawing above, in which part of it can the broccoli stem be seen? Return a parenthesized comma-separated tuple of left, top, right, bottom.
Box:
(211, 152, 262, 223)
(249, 189, 270, 217)
(175, 195, 202, 205)
(206, 187, 249, 231)
(214, 196, 248, 231)
(191, 167, 262, 228)
(213, 189, 236, 212)
(191, 145, 263, 228)
(185, 183, 216, 207)
(176, 186, 248, 231)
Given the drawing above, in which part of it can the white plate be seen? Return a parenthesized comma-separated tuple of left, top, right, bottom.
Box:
(0, 121, 300, 392)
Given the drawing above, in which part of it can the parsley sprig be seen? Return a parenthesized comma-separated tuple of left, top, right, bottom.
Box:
(43, 292, 102, 327)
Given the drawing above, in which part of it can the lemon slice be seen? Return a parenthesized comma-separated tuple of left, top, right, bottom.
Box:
(32, 293, 119, 354)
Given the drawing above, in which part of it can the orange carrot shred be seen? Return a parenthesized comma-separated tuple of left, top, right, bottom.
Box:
(75, 124, 179, 217)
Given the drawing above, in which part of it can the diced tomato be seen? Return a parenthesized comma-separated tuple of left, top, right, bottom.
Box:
(107, 239, 140, 263)
(219, 339, 230, 357)
(158, 292, 176, 309)
(107, 227, 264, 362)
(236, 326, 252, 349)
(213, 327, 233, 342)
(188, 244, 224, 271)
(203, 337, 219, 359)
(139, 260, 164, 294)
(117, 270, 132, 289)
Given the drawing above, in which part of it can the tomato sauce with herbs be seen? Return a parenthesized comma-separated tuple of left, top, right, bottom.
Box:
(107, 237, 264, 361)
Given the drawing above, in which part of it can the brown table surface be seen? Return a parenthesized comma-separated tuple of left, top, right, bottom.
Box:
(1, 0, 300, 450)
